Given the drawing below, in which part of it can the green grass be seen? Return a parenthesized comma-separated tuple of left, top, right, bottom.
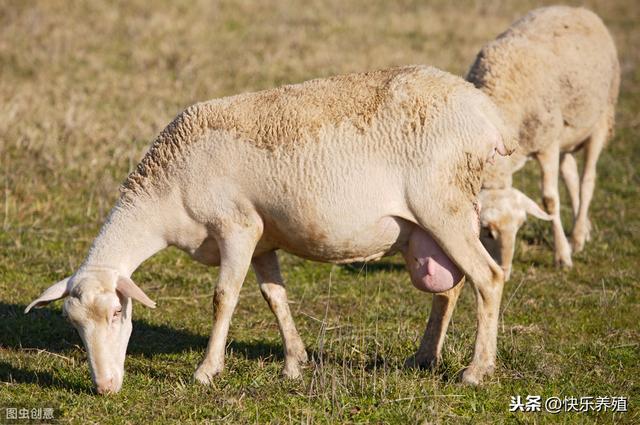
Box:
(1, 0, 639, 423)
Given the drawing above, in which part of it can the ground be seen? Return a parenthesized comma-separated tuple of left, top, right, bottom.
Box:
(0, 0, 638, 423)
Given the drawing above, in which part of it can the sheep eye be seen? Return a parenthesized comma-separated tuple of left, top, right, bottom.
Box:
(481, 227, 495, 240)
(110, 308, 123, 324)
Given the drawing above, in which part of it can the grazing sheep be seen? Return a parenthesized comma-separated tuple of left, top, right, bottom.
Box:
(26, 65, 515, 393)
(467, 6, 620, 279)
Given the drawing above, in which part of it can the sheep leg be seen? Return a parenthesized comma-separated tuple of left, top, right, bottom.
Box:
(410, 202, 504, 385)
(194, 225, 261, 385)
(252, 250, 308, 379)
(537, 145, 573, 267)
(405, 279, 465, 369)
(572, 116, 608, 252)
(560, 153, 580, 218)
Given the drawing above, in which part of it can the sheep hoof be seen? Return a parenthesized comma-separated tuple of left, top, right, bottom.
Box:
(460, 364, 493, 386)
(404, 353, 439, 370)
(571, 228, 591, 253)
(193, 362, 223, 385)
(571, 220, 592, 253)
(282, 361, 302, 379)
(296, 349, 309, 364)
(571, 237, 586, 253)
(554, 254, 573, 269)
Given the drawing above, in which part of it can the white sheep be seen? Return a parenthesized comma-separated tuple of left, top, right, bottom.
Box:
(26, 65, 515, 393)
(466, 6, 620, 280)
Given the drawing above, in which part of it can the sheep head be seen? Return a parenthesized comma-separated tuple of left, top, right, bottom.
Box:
(25, 268, 155, 394)
(479, 188, 552, 281)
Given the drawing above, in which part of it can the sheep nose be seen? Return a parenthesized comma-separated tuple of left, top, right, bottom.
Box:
(95, 375, 115, 394)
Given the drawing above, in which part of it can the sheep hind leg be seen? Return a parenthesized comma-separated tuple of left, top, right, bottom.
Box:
(560, 153, 580, 219)
(538, 145, 573, 268)
(194, 223, 262, 385)
(572, 115, 608, 253)
(252, 250, 307, 379)
(405, 279, 465, 370)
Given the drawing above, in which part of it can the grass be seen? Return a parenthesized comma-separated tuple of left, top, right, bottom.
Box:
(1, 0, 639, 423)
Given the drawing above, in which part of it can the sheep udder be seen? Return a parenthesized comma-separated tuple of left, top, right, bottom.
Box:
(402, 228, 464, 293)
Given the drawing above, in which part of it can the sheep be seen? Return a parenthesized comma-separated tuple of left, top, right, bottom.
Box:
(466, 6, 620, 280)
(26, 65, 516, 393)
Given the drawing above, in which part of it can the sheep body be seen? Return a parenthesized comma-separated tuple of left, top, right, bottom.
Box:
(468, 6, 620, 277)
(124, 65, 512, 200)
(28, 65, 513, 392)
(469, 6, 618, 159)
(119, 66, 509, 267)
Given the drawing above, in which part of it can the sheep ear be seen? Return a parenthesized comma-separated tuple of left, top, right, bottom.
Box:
(25, 278, 71, 313)
(515, 190, 552, 221)
(116, 276, 156, 309)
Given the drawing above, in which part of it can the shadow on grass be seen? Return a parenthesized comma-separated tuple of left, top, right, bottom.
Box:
(1, 301, 285, 387)
(1, 301, 283, 359)
(5, 301, 444, 390)
(230, 340, 286, 361)
(0, 361, 94, 394)
(340, 261, 406, 275)
(2, 297, 458, 390)
(0, 301, 208, 356)
(304, 350, 461, 385)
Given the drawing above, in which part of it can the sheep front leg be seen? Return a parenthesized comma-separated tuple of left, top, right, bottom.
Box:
(409, 200, 505, 385)
(252, 251, 308, 379)
(537, 146, 573, 267)
(405, 279, 465, 369)
(194, 227, 261, 385)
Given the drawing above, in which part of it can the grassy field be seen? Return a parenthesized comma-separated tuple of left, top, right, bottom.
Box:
(1, 0, 638, 423)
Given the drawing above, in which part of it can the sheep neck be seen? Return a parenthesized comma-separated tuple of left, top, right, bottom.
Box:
(81, 198, 168, 277)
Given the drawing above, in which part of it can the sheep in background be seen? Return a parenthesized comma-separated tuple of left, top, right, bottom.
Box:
(25, 65, 515, 392)
(467, 6, 620, 280)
